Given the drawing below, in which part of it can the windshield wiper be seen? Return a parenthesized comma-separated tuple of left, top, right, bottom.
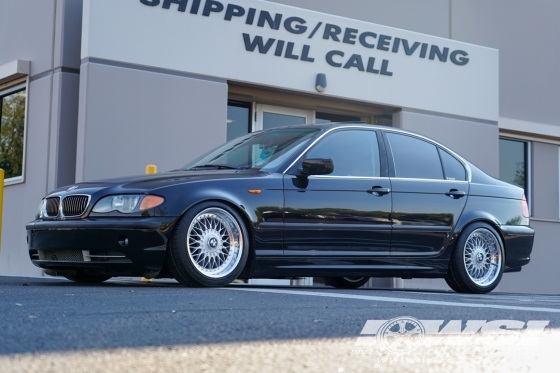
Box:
(187, 164, 241, 170)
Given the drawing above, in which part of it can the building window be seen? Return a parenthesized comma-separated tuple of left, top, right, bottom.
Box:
(0, 84, 26, 182)
(227, 101, 251, 141)
(499, 138, 529, 199)
(315, 112, 361, 123)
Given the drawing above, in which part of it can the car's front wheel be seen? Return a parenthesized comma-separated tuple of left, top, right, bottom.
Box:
(446, 222, 505, 294)
(323, 277, 370, 289)
(167, 202, 249, 287)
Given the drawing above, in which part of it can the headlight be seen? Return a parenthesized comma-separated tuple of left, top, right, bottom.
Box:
(92, 195, 164, 213)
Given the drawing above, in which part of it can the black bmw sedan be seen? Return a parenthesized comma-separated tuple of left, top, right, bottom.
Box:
(27, 123, 534, 293)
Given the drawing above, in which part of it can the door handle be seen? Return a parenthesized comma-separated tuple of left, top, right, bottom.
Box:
(445, 189, 466, 199)
(367, 186, 391, 196)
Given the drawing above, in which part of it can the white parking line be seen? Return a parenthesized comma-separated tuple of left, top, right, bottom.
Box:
(225, 287, 560, 314)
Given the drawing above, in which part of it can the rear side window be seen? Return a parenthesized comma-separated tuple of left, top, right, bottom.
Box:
(386, 133, 443, 180)
(439, 149, 466, 181)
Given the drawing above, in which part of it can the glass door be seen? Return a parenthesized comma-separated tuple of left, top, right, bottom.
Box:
(255, 104, 314, 131)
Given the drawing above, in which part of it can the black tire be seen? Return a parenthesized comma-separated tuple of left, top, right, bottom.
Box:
(323, 277, 370, 289)
(446, 222, 505, 294)
(63, 271, 111, 284)
(166, 201, 249, 287)
(445, 271, 466, 293)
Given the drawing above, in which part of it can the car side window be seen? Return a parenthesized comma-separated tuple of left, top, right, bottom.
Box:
(386, 133, 443, 180)
(306, 130, 381, 177)
(439, 148, 467, 181)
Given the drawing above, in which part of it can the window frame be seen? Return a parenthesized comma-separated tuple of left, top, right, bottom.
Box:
(227, 100, 252, 142)
(438, 147, 467, 182)
(0, 80, 28, 186)
(254, 104, 313, 132)
(384, 131, 445, 181)
(290, 128, 388, 179)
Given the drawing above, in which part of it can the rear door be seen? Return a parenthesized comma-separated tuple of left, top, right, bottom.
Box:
(384, 131, 469, 256)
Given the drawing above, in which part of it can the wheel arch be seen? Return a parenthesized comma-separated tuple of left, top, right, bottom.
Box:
(449, 213, 507, 262)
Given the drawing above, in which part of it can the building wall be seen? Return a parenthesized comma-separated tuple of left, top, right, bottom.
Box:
(393, 110, 499, 177)
(75, 61, 228, 182)
(2, 0, 559, 294)
(270, 0, 451, 38)
(451, 0, 560, 126)
(273, 0, 560, 127)
(273, 0, 560, 294)
(0, 0, 83, 276)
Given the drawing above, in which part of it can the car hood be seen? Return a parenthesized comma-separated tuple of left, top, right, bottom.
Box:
(49, 169, 267, 196)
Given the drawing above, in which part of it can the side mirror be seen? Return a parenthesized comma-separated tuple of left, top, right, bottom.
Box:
(300, 158, 334, 176)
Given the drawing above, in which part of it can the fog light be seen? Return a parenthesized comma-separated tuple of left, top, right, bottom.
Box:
(118, 236, 129, 247)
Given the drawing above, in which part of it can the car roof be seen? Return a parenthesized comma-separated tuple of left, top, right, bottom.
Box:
(264, 122, 436, 143)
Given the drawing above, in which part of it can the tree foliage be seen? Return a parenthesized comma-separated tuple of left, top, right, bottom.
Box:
(513, 161, 525, 190)
(0, 91, 25, 179)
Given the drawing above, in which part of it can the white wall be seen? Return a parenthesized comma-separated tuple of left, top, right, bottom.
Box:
(81, 0, 498, 122)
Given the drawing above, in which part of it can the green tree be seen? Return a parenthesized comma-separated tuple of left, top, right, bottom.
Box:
(0, 91, 25, 179)
(513, 161, 525, 190)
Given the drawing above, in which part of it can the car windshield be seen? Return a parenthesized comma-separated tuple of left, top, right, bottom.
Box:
(182, 128, 320, 171)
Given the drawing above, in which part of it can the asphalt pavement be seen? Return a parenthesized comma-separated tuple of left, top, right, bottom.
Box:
(2, 276, 560, 373)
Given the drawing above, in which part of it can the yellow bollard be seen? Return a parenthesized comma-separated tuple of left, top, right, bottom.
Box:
(145, 164, 157, 174)
(0, 169, 3, 254)
(142, 165, 157, 283)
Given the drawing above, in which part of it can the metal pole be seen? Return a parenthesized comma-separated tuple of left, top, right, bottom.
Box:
(142, 165, 157, 283)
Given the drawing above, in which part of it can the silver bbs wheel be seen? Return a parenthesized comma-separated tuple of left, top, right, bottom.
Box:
(463, 228, 502, 287)
(186, 208, 244, 279)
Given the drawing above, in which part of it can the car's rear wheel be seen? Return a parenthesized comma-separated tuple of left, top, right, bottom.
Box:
(63, 271, 111, 283)
(446, 222, 504, 294)
(323, 277, 370, 289)
(167, 202, 249, 287)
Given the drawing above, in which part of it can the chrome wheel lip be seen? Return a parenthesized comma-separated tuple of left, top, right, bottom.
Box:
(343, 277, 366, 283)
(186, 208, 244, 279)
(463, 228, 503, 287)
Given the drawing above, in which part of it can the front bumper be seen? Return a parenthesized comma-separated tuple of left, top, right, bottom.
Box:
(26, 217, 177, 277)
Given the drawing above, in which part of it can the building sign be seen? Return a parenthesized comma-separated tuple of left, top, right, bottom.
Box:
(141, 0, 471, 77)
(82, 0, 499, 121)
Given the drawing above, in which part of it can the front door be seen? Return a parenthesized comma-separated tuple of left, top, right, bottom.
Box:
(283, 128, 392, 259)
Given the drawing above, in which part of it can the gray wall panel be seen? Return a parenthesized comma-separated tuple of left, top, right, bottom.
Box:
(61, 0, 83, 70)
(48, 71, 80, 191)
(0, 184, 32, 275)
(530, 142, 559, 220)
(393, 110, 499, 177)
(56, 72, 80, 188)
(0, 0, 56, 76)
(269, 0, 450, 37)
(0, 76, 54, 276)
(76, 62, 228, 181)
(452, 0, 560, 125)
(499, 220, 560, 294)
